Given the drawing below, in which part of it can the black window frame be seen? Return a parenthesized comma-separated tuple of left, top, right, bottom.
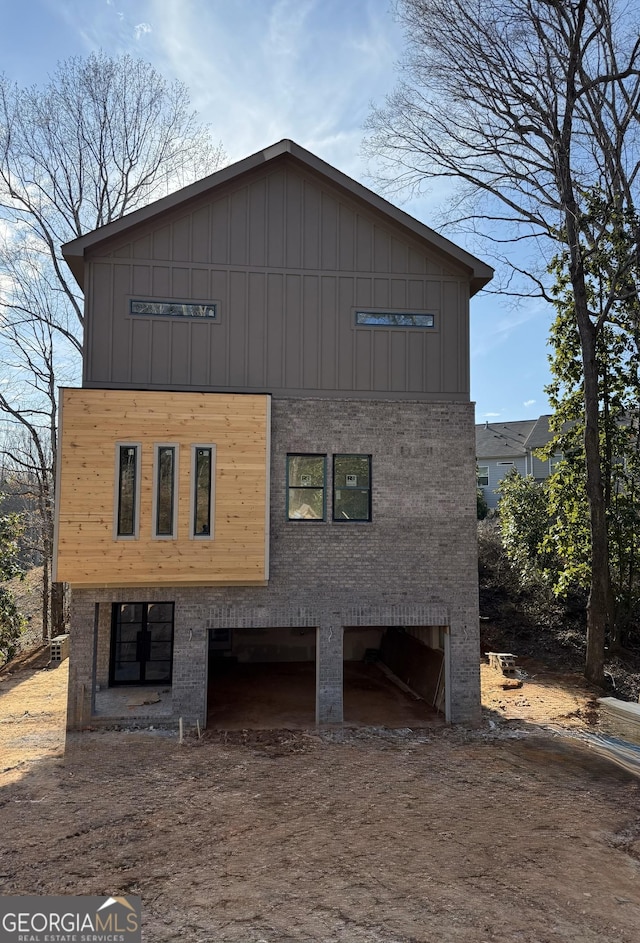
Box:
(286, 453, 327, 522)
(115, 443, 140, 539)
(153, 444, 178, 538)
(130, 299, 219, 320)
(191, 444, 215, 539)
(332, 454, 372, 523)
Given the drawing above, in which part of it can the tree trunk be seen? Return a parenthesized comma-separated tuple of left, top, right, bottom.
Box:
(51, 581, 66, 637)
(576, 313, 614, 685)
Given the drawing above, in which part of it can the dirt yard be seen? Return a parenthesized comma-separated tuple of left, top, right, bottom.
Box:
(1, 649, 639, 943)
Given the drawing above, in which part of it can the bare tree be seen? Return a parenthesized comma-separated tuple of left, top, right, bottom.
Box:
(365, 0, 640, 684)
(0, 52, 225, 637)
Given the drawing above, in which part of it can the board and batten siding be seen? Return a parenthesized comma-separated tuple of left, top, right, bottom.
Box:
(54, 389, 270, 587)
(83, 163, 471, 400)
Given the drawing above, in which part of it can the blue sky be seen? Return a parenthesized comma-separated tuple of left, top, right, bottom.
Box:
(0, 0, 554, 421)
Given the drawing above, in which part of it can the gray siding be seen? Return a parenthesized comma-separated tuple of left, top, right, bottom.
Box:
(84, 164, 471, 400)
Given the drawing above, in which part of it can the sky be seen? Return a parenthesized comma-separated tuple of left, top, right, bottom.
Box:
(0, 0, 555, 422)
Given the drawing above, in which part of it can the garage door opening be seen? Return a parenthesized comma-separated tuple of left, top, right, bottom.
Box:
(343, 626, 445, 726)
(206, 626, 316, 729)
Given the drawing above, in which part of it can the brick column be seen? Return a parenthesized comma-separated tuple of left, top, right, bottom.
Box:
(66, 591, 96, 730)
(316, 621, 343, 724)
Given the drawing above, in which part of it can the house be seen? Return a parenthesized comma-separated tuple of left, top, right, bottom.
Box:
(54, 139, 493, 731)
(476, 415, 561, 509)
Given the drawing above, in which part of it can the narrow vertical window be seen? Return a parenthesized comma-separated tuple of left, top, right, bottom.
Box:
(154, 445, 177, 537)
(191, 445, 215, 538)
(116, 444, 139, 537)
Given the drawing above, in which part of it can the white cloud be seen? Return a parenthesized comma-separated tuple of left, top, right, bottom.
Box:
(134, 22, 151, 39)
(523, 399, 536, 407)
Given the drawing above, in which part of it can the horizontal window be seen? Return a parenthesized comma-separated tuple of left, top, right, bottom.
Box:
(333, 454, 371, 522)
(130, 299, 218, 319)
(287, 454, 326, 521)
(355, 310, 435, 328)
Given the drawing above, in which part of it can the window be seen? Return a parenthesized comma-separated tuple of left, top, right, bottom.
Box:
(333, 454, 371, 522)
(153, 445, 178, 537)
(549, 454, 562, 474)
(130, 299, 218, 320)
(477, 465, 489, 487)
(355, 310, 435, 328)
(287, 454, 326, 520)
(115, 444, 140, 538)
(110, 602, 174, 685)
(191, 445, 215, 538)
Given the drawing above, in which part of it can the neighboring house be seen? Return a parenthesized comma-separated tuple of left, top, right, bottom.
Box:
(476, 415, 561, 509)
(54, 139, 493, 731)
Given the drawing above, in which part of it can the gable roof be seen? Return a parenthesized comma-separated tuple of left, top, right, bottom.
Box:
(62, 139, 494, 294)
(476, 419, 539, 458)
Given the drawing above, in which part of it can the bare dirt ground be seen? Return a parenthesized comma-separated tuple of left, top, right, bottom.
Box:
(1, 648, 640, 943)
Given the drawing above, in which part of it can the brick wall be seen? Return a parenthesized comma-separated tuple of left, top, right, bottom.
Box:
(67, 397, 480, 729)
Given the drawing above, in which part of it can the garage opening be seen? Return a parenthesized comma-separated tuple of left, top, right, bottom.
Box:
(343, 626, 445, 726)
(206, 626, 316, 728)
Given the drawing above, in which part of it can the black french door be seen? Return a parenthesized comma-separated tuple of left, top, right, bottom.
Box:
(110, 602, 174, 685)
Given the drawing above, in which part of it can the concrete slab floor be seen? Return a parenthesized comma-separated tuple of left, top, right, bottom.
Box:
(206, 660, 443, 729)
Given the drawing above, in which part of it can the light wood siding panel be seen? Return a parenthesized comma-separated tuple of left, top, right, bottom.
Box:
(83, 160, 474, 399)
(56, 389, 269, 586)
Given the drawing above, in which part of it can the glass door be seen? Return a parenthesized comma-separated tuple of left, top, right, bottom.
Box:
(110, 602, 174, 685)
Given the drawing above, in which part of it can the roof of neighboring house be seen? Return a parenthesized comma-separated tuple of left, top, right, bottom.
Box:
(525, 414, 554, 450)
(475, 419, 539, 459)
(62, 138, 494, 294)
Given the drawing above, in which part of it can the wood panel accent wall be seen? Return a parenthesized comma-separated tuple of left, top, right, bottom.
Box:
(54, 389, 270, 587)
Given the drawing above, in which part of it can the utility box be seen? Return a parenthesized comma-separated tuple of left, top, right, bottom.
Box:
(50, 634, 70, 664)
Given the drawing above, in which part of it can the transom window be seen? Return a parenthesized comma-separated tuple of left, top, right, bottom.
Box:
(130, 299, 218, 319)
(355, 310, 435, 328)
(287, 454, 326, 520)
(333, 454, 372, 522)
